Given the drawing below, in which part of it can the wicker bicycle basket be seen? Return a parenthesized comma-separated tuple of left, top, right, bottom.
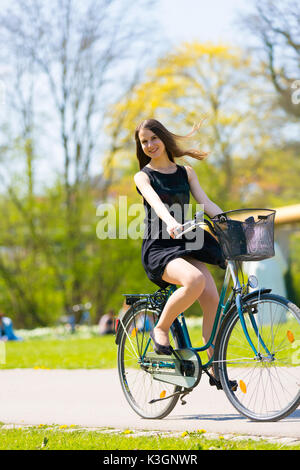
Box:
(211, 209, 276, 262)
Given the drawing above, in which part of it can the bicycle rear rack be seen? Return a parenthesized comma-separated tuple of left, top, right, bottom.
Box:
(123, 286, 174, 311)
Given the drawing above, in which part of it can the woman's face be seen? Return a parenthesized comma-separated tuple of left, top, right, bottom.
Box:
(139, 128, 166, 160)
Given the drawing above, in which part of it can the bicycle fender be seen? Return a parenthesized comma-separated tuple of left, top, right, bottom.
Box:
(242, 288, 272, 304)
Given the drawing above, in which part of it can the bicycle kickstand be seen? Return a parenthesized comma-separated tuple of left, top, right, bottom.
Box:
(149, 388, 193, 405)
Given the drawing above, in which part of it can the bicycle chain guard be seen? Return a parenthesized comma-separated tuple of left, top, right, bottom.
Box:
(143, 348, 202, 389)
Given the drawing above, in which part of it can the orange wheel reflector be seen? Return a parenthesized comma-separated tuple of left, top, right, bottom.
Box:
(160, 390, 166, 399)
(131, 328, 137, 337)
(239, 380, 247, 394)
(287, 330, 295, 343)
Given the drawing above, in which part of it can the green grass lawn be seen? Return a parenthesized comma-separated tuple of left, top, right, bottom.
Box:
(0, 324, 206, 369)
(1, 320, 299, 369)
(1, 334, 117, 369)
(0, 425, 298, 450)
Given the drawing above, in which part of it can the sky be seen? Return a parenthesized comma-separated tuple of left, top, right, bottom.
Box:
(156, 0, 254, 47)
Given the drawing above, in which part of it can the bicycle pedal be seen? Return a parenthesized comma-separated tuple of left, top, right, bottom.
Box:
(209, 376, 222, 390)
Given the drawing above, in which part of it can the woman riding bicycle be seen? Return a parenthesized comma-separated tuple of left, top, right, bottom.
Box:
(134, 119, 226, 384)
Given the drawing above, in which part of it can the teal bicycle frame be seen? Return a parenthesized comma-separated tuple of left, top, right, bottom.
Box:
(169, 260, 234, 369)
(142, 260, 271, 369)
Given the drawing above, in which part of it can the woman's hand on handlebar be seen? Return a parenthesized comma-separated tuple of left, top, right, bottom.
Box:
(166, 220, 183, 239)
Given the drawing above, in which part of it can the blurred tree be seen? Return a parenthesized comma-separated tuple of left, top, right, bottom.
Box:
(238, 1, 300, 307)
(234, 146, 300, 207)
(239, 0, 300, 119)
(106, 42, 288, 208)
(0, 0, 160, 325)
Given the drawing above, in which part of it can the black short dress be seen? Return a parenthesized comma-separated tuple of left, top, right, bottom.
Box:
(136, 164, 225, 288)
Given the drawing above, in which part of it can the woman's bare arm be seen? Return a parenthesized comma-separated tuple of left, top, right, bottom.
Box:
(134, 171, 182, 237)
(185, 165, 223, 218)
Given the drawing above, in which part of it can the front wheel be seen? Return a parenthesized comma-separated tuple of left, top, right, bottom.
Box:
(215, 293, 300, 422)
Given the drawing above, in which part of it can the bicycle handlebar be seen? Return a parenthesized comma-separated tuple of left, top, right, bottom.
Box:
(174, 211, 215, 239)
(173, 209, 233, 239)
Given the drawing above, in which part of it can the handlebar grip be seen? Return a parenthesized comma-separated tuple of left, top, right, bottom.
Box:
(174, 218, 217, 239)
(173, 227, 183, 237)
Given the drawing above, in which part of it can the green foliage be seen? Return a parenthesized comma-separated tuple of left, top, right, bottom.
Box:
(0, 175, 150, 327)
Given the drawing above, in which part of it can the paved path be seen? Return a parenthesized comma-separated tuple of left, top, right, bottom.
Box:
(0, 369, 299, 438)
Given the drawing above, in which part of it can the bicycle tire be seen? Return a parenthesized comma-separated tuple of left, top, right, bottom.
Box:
(215, 293, 300, 422)
(117, 302, 185, 419)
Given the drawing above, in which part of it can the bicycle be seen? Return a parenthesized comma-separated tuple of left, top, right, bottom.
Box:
(115, 209, 300, 422)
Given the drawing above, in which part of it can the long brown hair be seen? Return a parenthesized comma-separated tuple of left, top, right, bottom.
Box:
(135, 119, 208, 170)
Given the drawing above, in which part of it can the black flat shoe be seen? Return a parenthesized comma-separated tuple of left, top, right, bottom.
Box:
(149, 330, 173, 356)
(209, 376, 238, 392)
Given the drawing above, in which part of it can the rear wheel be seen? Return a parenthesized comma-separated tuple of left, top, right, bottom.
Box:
(117, 302, 184, 419)
(216, 293, 300, 421)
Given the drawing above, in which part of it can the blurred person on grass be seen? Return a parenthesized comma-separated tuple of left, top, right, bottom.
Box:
(0, 311, 22, 341)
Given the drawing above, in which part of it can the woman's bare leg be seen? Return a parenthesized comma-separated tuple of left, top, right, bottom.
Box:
(153, 257, 206, 347)
(182, 257, 220, 360)
(153, 256, 220, 360)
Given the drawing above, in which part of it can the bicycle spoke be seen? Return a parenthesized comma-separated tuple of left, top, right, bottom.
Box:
(218, 295, 300, 421)
(118, 306, 181, 419)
